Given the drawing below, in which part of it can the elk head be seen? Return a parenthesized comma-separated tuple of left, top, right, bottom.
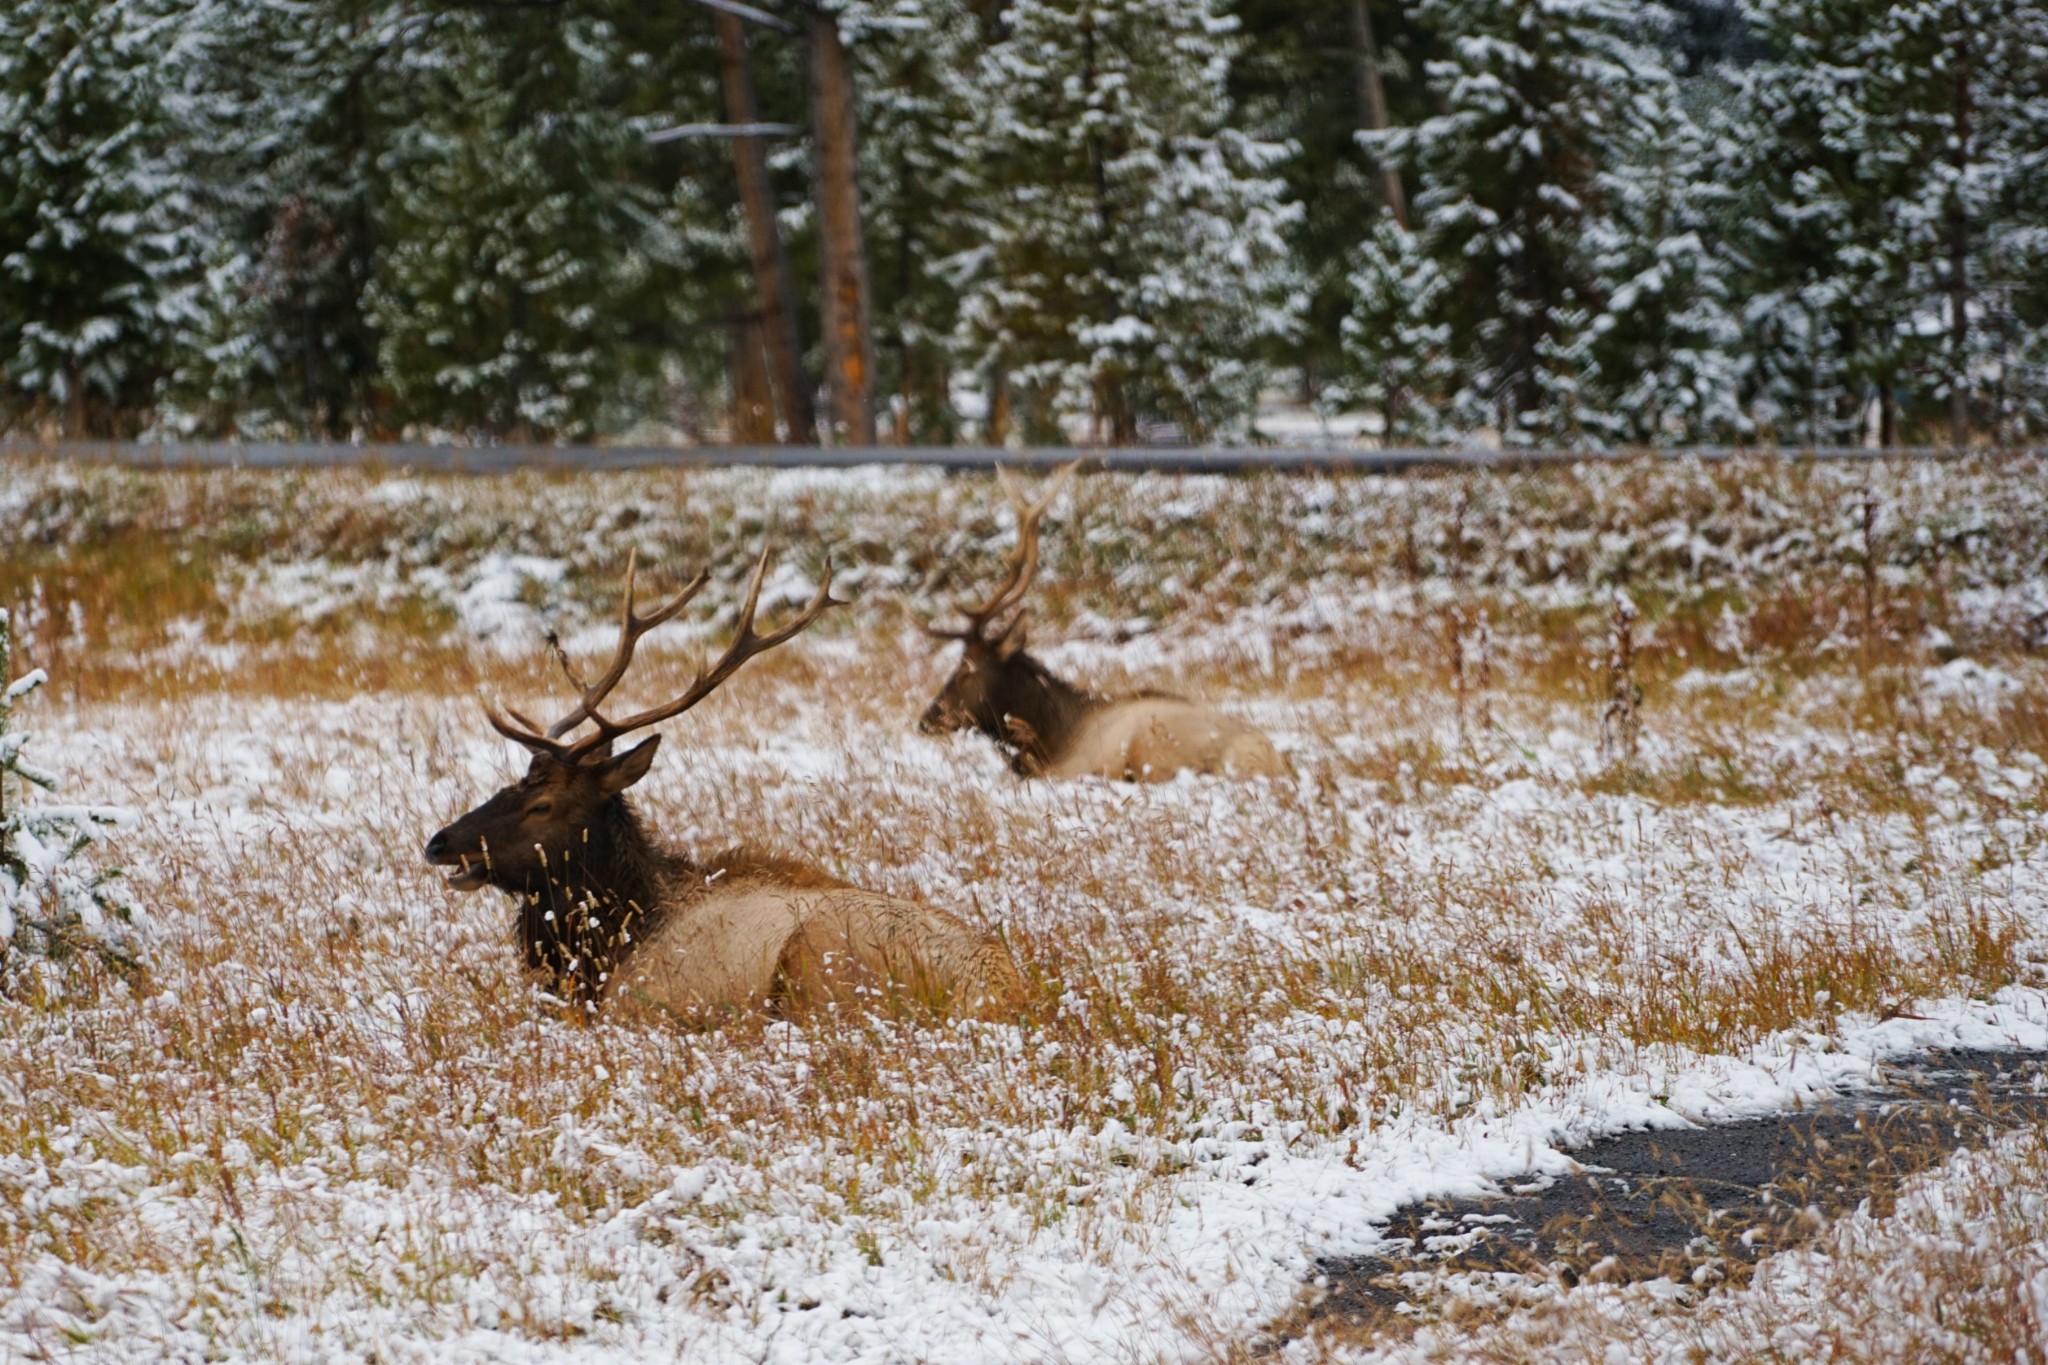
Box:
(425, 549, 842, 897)
(918, 461, 1077, 739)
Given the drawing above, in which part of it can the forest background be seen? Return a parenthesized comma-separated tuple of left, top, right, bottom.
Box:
(2, 0, 2044, 449)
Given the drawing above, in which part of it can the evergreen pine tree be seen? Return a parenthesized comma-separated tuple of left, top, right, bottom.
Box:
(0, 0, 208, 434)
(1231, 0, 1438, 405)
(365, 9, 664, 438)
(1722, 1, 1918, 444)
(1365, 0, 1687, 445)
(0, 609, 149, 990)
(1583, 65, 1745, 444)
(1850, 0, 2048, 441)
(1341, 215, 1453, 443)
(954, 0, 1302, 443)
(599, 0, 766, 443)
(1720, 0, 2048, 444)
(153, 0, 400, 437)
(844, 0, 984, 442)
(1981, 5, 2048, 439)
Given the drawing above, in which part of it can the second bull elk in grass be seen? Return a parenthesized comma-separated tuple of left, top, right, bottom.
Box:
(425, 550, 1022, 1021)
(920, 463, 1287, 781)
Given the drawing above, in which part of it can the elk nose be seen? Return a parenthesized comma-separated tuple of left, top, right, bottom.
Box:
(424, 829, 450, 862)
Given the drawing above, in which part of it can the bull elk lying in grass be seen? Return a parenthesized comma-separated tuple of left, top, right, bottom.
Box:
(425, 551, 1022, 1021)
(920, 463, 1287, 781)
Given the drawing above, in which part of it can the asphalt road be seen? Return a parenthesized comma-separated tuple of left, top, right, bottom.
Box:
(0, 438, 1994, 475)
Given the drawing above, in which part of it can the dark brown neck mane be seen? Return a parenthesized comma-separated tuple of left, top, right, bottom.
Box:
(504, 799, 845, 1004)
(982, 653, 1101, 776)
(509, 795, 677, 1002)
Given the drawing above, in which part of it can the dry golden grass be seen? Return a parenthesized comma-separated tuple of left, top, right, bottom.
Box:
(2, 453, 2045, 1359)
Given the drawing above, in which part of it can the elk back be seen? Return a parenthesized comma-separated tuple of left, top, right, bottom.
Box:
(1046, 698, 1287, 781)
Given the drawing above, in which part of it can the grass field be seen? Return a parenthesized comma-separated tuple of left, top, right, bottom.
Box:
(3, 453, 2046, 1362)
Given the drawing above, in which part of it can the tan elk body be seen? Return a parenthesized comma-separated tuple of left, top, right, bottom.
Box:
(425, 552, 1021, 1019)
(1040, 694, 1282, 780)
(921, 465, 1287, 781)
(604, 861, 1013, 1025)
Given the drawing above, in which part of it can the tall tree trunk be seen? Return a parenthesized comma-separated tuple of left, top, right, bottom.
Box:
(1946, 40, 1975, 449)
(718, 13, 815, 443)
(1080, 17, 1131, 446)
(1098, 377, 1136, 446)
(893, 342, 913, 443)
(1987, 246, 2011, 442)
(1347, 0, 1408, 229)
(809, 11, 877, 445)
(893, 147, 916, 444)
(987, 362, 1010, 446)
(1947, 229, 1970, 449)
(727, 303, 778, 443)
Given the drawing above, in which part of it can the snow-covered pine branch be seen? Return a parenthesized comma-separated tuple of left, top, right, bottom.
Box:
(0, 608, 151, 991)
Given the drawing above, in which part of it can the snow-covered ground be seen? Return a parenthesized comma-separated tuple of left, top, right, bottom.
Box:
(2, 455, 2045, 1360)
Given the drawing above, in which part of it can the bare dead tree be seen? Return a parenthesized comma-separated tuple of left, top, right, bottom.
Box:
(1600, 589, 1641, 773)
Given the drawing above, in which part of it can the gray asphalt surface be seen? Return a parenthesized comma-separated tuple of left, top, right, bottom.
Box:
(0, 438, 1993, 475)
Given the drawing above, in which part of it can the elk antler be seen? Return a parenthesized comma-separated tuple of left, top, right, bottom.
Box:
(488, 548, 844, 763)
(927, 459, 1079, 642)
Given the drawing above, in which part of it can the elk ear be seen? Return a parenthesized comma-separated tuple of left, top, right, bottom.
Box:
(995, 614, 1029, 661)
(596, 736, 660, 797)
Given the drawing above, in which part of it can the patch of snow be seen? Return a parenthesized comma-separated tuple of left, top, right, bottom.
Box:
(1922, 657, 2020, 706)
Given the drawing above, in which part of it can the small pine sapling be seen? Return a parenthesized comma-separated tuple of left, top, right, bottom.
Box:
(0, 608, 149, 991)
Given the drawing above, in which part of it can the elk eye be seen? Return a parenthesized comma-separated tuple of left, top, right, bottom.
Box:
(526, 800, 554, 818)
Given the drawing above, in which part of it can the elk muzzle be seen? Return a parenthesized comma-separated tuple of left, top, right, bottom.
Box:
(423, 825, 492, 892)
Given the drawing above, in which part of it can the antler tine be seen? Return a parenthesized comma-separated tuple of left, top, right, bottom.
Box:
(559, 552, 846, 762)
(1039, 456, 1080, 511)
(995, 463, 1029, 517)
(996, 458, 1076, 521)
(951, 459, 1079, 636)
(503, 704, 554, 735)
(485, 704, 573, 759)
(726, 548, 849, 655)
(546, 631, 590, 695)
(543, 551, 713, 740)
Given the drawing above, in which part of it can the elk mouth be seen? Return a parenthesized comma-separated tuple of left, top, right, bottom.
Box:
(424, 831, 491, 892)
(441, 859, 490, 892)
